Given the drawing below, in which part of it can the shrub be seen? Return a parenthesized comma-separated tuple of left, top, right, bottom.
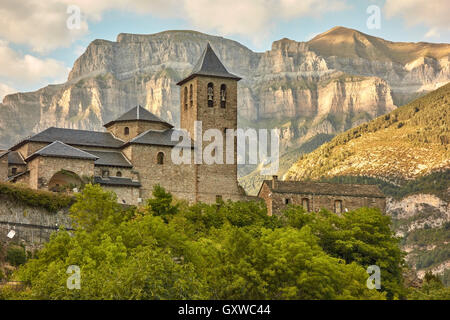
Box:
(6, 246, 27, 267)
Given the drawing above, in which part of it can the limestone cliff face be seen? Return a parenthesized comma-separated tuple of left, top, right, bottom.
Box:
(0, 28, 448, 151)
(387, 194, 450, 279)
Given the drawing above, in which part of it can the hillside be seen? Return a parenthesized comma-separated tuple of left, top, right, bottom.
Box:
(308, 26, 450, 65)
(285, 83, 450, 182)
(1, 27, 449, 155)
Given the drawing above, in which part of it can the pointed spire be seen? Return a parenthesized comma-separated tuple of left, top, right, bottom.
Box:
(177, 43, 241, 85)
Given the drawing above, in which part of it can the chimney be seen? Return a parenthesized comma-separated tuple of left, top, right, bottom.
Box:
(272, 175, 278, 189)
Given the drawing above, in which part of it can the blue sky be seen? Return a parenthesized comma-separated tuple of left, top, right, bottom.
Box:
(0, 0, 448, 99)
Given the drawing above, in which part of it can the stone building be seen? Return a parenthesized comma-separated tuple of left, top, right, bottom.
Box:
(1, 44, 247, 205)
(258, 176, 386, 216)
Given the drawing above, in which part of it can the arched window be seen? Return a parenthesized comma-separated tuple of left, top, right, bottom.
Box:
(102, 170, 110, 178)
(284, 198, 290, 205)
(157, 152, 164, 165)
(302, 198, 310, 212)
(116, 171, 122, 177)
(184, 86, 188, 110)
(207, 82, 214, 107)
(124, 127, 130, 135)
(189, 84, 193, 108)
(220, 84, 227, 108)
(334, 200, 343, 214)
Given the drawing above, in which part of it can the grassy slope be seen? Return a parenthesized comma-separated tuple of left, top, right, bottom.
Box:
(285, 83, 450, 182)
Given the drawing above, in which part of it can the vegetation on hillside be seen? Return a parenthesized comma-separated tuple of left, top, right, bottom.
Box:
(317, 170, 450, 201)
(0, 182, 74, 212)
(286, 82, 450, 182)
(0, 184, 415, 300)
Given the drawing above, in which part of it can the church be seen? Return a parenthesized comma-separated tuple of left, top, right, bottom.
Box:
(0, 44, 246, 205)
(0, 44, 385, 213)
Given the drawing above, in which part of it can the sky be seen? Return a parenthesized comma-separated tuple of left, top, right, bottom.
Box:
(0, 0, 449, 100)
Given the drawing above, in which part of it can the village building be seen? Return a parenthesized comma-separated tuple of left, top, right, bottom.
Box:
(258, 176, 386, 216)
(0, 44, 386, 213)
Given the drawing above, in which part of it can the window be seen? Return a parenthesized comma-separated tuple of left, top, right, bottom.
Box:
(334, 200, 343, 214)
(11, 167, 17, 175)
(189, 84, 193, 107)
(220, 84, 227, 108)
(184, 86, 188, 110)
(216, 195, 223, 203)
(116, 171, 122, 177)
(157, 152, 164, 165)
(102, 170, 110, 178)
(302, 198, 310, 211)
(207, 82, 214, 107)
(124, 127, 130, 135)
(285, 198, 290, 205)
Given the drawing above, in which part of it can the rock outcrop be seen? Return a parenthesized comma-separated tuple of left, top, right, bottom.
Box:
(0, 27, 448, 154)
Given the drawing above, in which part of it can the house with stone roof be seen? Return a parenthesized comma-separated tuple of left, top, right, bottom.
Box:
(258, 176, 386, 216)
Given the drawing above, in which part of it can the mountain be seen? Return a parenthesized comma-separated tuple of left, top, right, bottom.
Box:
(0, 27, 448, 152)
(285, 83, 450, 181)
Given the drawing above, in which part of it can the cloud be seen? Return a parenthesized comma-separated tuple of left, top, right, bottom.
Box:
(0, 41, 69, 86)
(182, 0, 348, 40)
(0, 0, 88, 53)
(384, 0, 450, 37)
(0, 82, 17, 102)
(0, 0, 349, 52)
(425, 28, 440, 39)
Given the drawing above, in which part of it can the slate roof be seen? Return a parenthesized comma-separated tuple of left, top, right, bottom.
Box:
(83, 150, 133, 168)
(8, 151, 26, 165)
(104, 105, 173, 128)
(261, 180, 385, 198)
(26, 141, 99, 161)
(177, 43, 241, 85)
(11, 127, 124, 150)
(125, 128, 193, 148)
(93, 176, 141, 187)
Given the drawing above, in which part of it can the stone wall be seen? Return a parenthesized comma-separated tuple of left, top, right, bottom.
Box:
(259, 182, 386, 216)
(0, 154, 7, 181)
(15, 142, 48, 159)
(127, 144, 197, 202)
(28, 156, 95, 190)
(0, 194, 71, 247)
(102, 185, 141, 205)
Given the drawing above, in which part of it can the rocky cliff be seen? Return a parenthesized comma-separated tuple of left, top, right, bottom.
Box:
(0, 27, 448, 155)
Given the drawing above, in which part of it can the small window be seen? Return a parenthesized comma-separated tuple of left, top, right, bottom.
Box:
(285, 198, 290, 205)
(220, 84, 226, 108)
(116, 171, 122, 177)
(124, 127, 130, 135)
(184, 87, 188, 110)
(207, 82, 214, 107)
(216, 195, 223, 203)
(334, 200, 343, 214)
(157, 152, 164, 165)
(11, 167, 17, 175)
(189, 84, 193, 107)
(102, 170, 110, 178)
(302, 198, 310, 211)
